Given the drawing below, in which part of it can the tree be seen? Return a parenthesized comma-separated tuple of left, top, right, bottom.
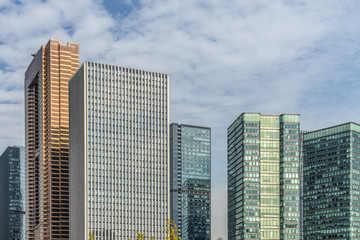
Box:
(134, 231, 154, 240)
(130, 219, 181, 240)
(90, 220, 181, 240)
(89, 232, 97, 240)
(165, 219, 181, 240)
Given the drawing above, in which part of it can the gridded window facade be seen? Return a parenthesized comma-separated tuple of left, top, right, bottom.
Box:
(227, 113, 300, 240)
(303, 123, 360, 239)
(170, 124, 211, 240)
(0, 146, 25, 240)
(70, 62, 169, 240)
(24, 39, 79, 240)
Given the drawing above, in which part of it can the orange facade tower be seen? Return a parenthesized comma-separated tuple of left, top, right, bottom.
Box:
(25, 39, 79, 239)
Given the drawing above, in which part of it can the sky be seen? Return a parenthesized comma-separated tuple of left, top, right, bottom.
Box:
(1, 0, 360, 238)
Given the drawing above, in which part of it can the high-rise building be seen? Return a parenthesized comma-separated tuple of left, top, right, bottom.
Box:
(303, 122, 360, 239)
(0, 146, 25, 240)
(170, 123, 211, 240)
(24, 39, 79, 239)
(69, 62, 169, 240)
(227, 113, 301, 240)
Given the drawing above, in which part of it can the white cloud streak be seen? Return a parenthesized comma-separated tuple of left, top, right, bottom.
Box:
(1, 0, 360, 238)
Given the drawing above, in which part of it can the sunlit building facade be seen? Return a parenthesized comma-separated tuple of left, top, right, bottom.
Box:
(303, 123, 360, 239)
(227, 113, 300, 240)
(0, 146, 25, 240)
(69, 62, 169, 240)
(170, 124, 211, 240)
(24, 39, 79, 239)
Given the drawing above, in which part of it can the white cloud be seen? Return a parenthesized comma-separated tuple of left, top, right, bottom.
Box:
(0, 103, 24, 151)
(0, 0, 11, 8)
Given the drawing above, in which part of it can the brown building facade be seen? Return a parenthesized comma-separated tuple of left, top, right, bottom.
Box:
(25, 39, 79, 239)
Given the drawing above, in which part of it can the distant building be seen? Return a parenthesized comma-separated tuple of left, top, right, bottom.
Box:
(0, 146, 25, 240)
(24, 39, 79, 239)
(227, 113, 301, 240)
(303, 123, 360, 239)
(170, 123, 211, 240)
(69, 62, 169, 240)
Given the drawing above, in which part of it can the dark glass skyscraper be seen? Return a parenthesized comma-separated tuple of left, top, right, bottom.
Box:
(303, 123, 360, 239)
(170, 124, 211, 240)
(227, 113, 300, 240)
(0, 146, 25, 240)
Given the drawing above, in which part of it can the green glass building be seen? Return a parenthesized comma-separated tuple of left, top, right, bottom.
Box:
(303, 123, 360, 239)
(227, 113, 300, 240)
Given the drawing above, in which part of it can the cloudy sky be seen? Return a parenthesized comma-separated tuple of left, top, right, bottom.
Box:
(1, 0, 360, 238)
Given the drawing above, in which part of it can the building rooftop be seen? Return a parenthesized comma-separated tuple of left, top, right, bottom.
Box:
(304, 122, 360, 140)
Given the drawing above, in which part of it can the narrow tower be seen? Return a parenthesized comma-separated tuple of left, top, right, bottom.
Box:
(24, 39, 79, 239)
(170, 123, 211, 240)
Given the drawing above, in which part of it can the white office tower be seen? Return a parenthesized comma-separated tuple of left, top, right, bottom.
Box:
(69, 62, 169, 240)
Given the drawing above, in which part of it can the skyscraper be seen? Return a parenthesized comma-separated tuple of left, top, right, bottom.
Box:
(170, 123, 211, 240)
(227, 113, 300, 240)
(24, 39, 79, 239)
(69, 62, 169, 239)
(303, 122, 360, 239)
(0, 146, 25, 240)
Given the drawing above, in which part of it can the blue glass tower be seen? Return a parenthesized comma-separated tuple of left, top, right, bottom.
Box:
(0, 146, 25, 240)
(170, 124, 211, 240)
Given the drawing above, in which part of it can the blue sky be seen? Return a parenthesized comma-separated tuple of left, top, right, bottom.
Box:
(1, 0, 360, 238)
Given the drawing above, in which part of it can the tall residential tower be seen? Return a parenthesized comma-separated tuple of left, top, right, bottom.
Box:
(69, 62, 169, 239)
(170, 123, 211, 240)
(227, 113, 300, 240)
(24, 39, 79, 239)
(303, 123, 360, 239)
(0, 146, 25, 240)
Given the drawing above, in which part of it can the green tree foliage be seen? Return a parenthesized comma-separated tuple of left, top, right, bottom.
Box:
(89, 232, 97, 240)
(130, 219, 181, 240)
(165, 219, 181, 240)
(90, 220, 181, 240)
(134, 231, 154, 240)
